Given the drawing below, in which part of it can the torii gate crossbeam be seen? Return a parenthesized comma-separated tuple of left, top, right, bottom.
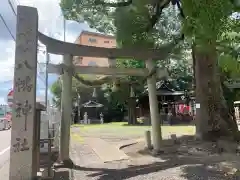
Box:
(38, 32, 176, 60)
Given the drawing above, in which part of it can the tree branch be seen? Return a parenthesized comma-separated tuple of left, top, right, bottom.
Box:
(217, 44, 240, 58)
(146, 0, 171, 32)
(95, 0, 133, 7)
(176, 0, 185, 18)
(146, 0, 185, 32)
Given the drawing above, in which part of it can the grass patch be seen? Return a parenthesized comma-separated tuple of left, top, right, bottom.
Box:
(71, 122, 129, 129)
(161, 125, 195, 136)
(72, 122, 195, 136)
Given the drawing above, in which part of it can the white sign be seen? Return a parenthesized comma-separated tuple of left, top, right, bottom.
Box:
(196, 103, 200, 109)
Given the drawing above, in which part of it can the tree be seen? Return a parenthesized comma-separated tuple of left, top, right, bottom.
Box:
(50, 76, 106, 109)
(50, 75, 130, 122)
(184, 0, 240, 139)
(218, 21, 240, 123)
(60, 0, 189, 127)
(60, 0, 240, 139)
(51, 78, 62, 109)
(114, 2, 188, 124)
(60, 0, 190, 119)
(168, 57, 193, 91)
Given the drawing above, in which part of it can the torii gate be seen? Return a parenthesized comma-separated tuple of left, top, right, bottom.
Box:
(10, 6, 177, 180)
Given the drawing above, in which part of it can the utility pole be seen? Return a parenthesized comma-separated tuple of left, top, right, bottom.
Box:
(45, 50, 50, 107)
(63, 18, 66, 42)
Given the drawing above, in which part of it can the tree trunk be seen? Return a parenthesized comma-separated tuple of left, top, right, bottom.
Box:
(131, 98, 137, 124)
(194, 44, 238, 140)
(128, 100, 133, 125)
(128, 98, 137, 125)
(192, 43, 201, 138)
(221, 76, 238, 126)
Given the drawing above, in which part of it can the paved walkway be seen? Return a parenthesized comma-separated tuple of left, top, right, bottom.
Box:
(68, 135, 162, 180)
(0, 160, 9, 180)
(53, 127, 239, 180)
(67, 137, 232, 180)
(84, 137, 129, 163)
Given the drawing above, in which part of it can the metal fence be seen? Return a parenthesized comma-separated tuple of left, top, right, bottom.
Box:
(0, 104, 9, 117)
(40, 105, 61, 152)
(37, 105, 61, 177)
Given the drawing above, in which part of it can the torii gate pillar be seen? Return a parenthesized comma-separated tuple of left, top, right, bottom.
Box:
(146, 59, 162, 152)
(59, 54, 73, 162)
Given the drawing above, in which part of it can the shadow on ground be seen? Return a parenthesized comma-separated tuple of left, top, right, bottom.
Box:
(182, 165, 239, 180)
(53, 171, 70, 180)
(54, 135, 240, 180)
(121, 123, 194, 127)
(54, 157, 239, 180)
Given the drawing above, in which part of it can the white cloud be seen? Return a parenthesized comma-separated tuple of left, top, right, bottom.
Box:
(0, 0, 93, 101)
(20, 0, 91, 41)
(38, 89, 51, 96)
(0, 40, 15, 82)
(20, 0, 64, 34)
(0, 97, 6, 104)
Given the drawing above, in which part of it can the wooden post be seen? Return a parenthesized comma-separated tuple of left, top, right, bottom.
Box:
(9, 6, 38, 180)
(130, 86, 137, 124)
(145, 59, 162, 153)
(128, 98, 133, 125)
(59, 54, 73, 162)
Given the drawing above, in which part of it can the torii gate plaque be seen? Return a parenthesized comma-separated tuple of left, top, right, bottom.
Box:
(10, 5, 176, 179)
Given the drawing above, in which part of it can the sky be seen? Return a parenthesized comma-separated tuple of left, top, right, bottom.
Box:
(0, 0, 94, 104)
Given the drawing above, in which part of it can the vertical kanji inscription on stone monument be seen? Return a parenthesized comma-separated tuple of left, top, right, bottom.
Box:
(9, 6, 38, 180)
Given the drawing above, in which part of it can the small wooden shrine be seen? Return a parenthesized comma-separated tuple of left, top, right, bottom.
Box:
(137, 80, 194, 124)
(81, 100, 104, 119)
(81, 88, 104, 123)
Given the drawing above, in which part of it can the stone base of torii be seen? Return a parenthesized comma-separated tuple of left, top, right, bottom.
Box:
(9, 5, 177, 180)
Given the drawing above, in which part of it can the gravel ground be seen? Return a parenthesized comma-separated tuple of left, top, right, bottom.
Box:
(56, 127, 238, 180)
(69, 142, 236, 180)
